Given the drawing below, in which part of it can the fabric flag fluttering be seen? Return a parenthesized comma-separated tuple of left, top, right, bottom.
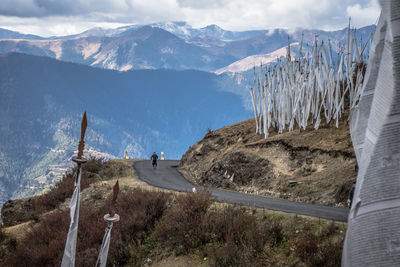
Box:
(61, 112, 88, 267)
(249, 22, 370, 138)
(96, 180, 120, 267)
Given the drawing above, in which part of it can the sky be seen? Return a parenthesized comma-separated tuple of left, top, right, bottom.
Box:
(0, 0, 381, 37)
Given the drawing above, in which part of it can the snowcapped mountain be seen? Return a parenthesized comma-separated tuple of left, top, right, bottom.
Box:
(0, 23, 375, 72)
(197, 24, 265, 42)
(114, 22, 264, 43)
(0, 26, 236, 71)
(148, 21, 195, 40)
(215, 43, 299, 74)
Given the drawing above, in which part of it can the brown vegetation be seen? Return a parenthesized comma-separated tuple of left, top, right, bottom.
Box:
(155, 191, 212, 255)
(179, 118, 357, 206)
(0, 159, 347, 266)
(3, 188, 169, 267)
(1, 158, 132, 227)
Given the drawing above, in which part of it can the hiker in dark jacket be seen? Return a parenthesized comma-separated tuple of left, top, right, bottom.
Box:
(151, 152, 158, 169)
(347, 181, 356, 208)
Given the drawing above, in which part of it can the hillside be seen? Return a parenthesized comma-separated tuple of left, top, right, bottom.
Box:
(0, 158, 346, 266)
(179, 118, 356, 207)
(0, 52, 250, 208)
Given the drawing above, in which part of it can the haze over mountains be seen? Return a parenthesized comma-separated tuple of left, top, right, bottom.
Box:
(0, 52, 249, 205)
(0, 22, 375, 72)
(0, 21, 375, 208)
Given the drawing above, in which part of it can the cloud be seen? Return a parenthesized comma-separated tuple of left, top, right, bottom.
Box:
(0, 0, 131, 17)
(0, 0, 177, 17)
(0, 0, 381, 37)
(177, 0, 229, 9)
(347, 0, 381, 27)
(180, 0, 380, 31)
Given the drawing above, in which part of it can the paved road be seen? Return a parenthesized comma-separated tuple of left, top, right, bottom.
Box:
(134, 160, 349, 222)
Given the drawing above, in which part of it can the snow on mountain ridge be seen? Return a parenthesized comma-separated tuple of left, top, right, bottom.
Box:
(215, 43, 299, 75)
(149, 21, 194, 40)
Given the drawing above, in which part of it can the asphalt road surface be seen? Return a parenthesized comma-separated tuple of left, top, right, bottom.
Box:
(134, 160, 349, 222)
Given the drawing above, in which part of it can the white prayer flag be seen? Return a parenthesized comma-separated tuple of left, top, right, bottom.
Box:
(61, 167, 82, 267)
(96, 214, 120, 267)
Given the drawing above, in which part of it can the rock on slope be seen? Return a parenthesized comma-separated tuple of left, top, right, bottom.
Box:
(179, 118, 357, 206)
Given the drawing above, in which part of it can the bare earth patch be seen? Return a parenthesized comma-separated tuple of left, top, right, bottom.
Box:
(179, 118, 357, 207)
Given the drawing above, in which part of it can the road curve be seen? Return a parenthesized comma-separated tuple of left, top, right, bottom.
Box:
(134, 160, 349, 222)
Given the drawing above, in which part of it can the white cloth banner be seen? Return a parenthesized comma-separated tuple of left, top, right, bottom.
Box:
(96, 214, 119, 267)
(343, 1, 400, 266)
(61, 167, 82, 267)
(96, 223, 112, 267)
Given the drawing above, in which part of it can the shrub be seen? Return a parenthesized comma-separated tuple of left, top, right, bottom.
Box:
(6, 209, 70, 266)
(100, 160, 132, 179)
(6, 188, 170, 267)
(155, 191, 212, 255)
(294, 232, 319, 261)
(206, 241, 253, 267)
(0, 227, 17, 266)
(320, 220, 338, 239)
(32, 158, 114, 217)
(205, 207, 272, 267)
(293, 224, 344, 267)
(83, 157, 104, 174)
(309, 237, 344, 267)
(2, 178, 345, 266)
(108, 189, 169, 266)
(31, 171, 75, 217)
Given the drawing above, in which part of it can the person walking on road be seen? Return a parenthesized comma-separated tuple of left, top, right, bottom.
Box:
(151, 152, 158, 169)
(347, 181, 356, 208)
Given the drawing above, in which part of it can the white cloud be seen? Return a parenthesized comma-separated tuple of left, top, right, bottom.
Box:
(0, 0, 381, 37)
(177, 0, 230, 9)
(347, 0, 381, 27)
(182, 0, 380, 31)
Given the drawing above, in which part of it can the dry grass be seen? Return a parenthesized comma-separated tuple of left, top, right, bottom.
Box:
(1, 158, 347, 266)
(1, 182, 346, 267)
(2, 221, 33, 242)
(3, 188, 170, 267)
(179, 118, 357, 206)
(151, 254, 209, 267)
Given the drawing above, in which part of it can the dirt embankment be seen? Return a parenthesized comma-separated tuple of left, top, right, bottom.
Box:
(179, 118, 357, 206)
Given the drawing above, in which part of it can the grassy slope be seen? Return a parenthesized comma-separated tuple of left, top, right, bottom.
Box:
(0, 158, 346, 266)
(179, 117, 356, 206)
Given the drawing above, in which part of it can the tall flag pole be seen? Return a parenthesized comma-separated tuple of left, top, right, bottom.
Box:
(61, 112, 88, 267)
(96, 180, 120, 267)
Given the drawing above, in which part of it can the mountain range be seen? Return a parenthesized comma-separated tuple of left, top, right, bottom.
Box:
(0, 22, 375, 72)
(0, 22, 375, 209)
(0, 52, 250, 206)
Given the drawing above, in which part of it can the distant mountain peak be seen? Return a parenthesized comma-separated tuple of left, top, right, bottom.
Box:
(0, 23, 375, 73)
(202, 24, 223, 30)
(0, 27, 43, 40)
(162, 21, 188, 26)
(215, 43, 299, 75)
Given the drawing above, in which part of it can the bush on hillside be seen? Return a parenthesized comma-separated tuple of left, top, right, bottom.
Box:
(155, 191, 212, 255)
(293, 221, 344, 267)
(6, 189, 169, 266)
(205, 207, 281, 267)
(2, 186, 345, 267)
(0, 227, 17, 265)
(32, 158, 131, 218)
